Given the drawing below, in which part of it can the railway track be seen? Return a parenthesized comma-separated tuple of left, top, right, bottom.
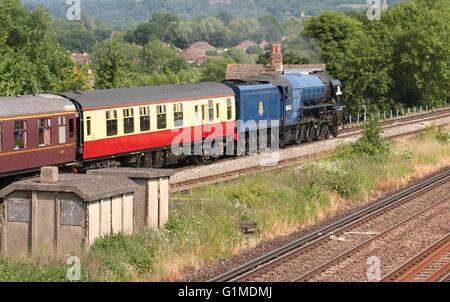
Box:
(209, 168, 450, 282)
(173, 108, 450, 192)
(382, 234, 450, 282)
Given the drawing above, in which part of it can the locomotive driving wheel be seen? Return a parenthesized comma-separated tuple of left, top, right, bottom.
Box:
(305, 123, 315, 143)
(318, 123, 331, 140)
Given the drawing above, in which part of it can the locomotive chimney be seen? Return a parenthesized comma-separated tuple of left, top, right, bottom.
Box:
(271, 44, 283, 73)
(40, 166, 59, 183)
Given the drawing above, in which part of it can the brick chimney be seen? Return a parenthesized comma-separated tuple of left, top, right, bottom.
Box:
(271, 44, 283, 73)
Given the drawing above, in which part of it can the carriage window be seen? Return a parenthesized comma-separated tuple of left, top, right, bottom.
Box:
(13, 121, 27, 150)
(86, 116, 91, 136)
(227, 98, 233, 120)
(123, 108, 135, 134)
(156, 105, 166, 130)
(38, 118, 51, 146)
(68, 118, 75, 138)
(208, 100, 214, 122)
(201, 105, 206, 122)
(173, 103, 183, 127)
(195, 105, 200, 123)
(139, 106, 150, 132)
(58, 117, 66, 144)
(106, 110, 118, 136)
(216, 103, 220, 119)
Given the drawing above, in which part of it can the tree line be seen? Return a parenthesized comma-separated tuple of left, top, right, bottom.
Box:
(304, 0, 449, 111)
(1, 0, 448, 114)
(25, 0, 406, 28)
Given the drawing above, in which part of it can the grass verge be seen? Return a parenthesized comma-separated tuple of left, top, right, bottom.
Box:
(0, 125, 449, 281)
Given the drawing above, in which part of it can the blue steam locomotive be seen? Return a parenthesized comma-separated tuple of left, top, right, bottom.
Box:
(224, 72, 344, 151)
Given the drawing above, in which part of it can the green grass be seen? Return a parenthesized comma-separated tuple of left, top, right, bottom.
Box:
(1, 126, 449, 281)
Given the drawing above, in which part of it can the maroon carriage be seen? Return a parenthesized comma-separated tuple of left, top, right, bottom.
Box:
(0, 94, 78, 177)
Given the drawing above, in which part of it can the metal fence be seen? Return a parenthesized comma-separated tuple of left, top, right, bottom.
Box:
(344, 105, 450, 129)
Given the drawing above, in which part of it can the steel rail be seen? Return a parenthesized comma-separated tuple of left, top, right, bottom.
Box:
(209, 168, 450, 282)
(174, 109, 450, 192)
(382, 234, 450, 282)
(292, 197, 448, 282)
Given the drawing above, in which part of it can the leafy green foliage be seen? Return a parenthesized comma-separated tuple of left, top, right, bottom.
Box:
(92, 36, 201, 89)
(0, 0, 84, 96)
(26, 0, 405, 28)
(352, 116, 391, 157)
(200, 58, 232, 82)
(92, 35, 137, 89)
(0, 257, 69, 282)
(420, 124, 450, 144)
(436, 131, 450, 144)
(305, 0, 450, 112)
(86, 231, 163, 280)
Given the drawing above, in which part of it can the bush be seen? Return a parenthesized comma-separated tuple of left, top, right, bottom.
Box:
(420, 124, 450, 144)
(436, 130, 450, 144)
(86, 231, 163, 280)
(352, 116, 390, 158)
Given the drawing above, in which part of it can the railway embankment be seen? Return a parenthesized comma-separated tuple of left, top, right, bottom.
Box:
(0, 124, 449, 281)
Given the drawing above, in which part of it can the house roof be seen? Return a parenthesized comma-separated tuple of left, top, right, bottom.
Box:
(259, 40, 270, 50)
(71, 53, 91, 65)
(225, 64, 267, 80)
(235, 40, 258, 51)
(226, 64, 327, 80)
(182, 49, 202, 62)
(60, 82, 234, 109)
(189, 41, 217, 55)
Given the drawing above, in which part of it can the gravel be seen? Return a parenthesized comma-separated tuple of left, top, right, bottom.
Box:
(171, 115, 450, 187)
(183, 169, 450, 281)
(311, 200, 450, 282)
(237, 181, 450, 282)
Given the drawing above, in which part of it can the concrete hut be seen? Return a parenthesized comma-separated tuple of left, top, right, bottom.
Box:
(87, 168, 175, 230)
(0, 167, 137, 258)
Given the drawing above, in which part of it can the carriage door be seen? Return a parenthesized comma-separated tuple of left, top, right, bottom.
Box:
(58, 117, 66, 144)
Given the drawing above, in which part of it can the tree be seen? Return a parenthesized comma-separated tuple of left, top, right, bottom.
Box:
(189, 17, 231, 48)
(142, 40, 189, 73)
(200, 59, 232, 82)
(387, 0, 450, 107)
(305, 11, 365, 80)
(0, 0, 82, 95)
(225, 48, 254, 64)
(92, 35, 136, 89)
(130, 12, 180, 46)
